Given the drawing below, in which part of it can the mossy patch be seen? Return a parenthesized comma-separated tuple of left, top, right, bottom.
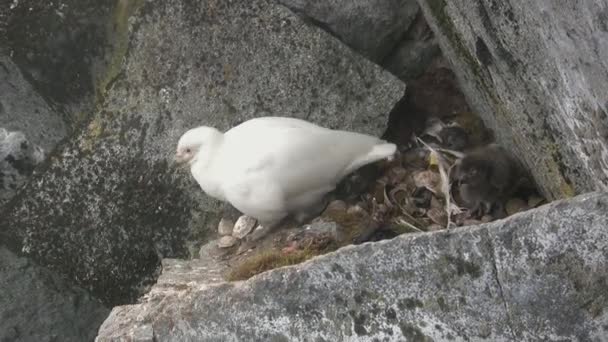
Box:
(95, 0, 144, 101)
(226, 248, 320, 281)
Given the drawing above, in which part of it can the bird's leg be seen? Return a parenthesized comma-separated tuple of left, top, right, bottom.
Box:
(294, 196, 331, 225)
(469, 202, 484, 218)
(244, 218, 284, 243)
(492, 201, 507, 219)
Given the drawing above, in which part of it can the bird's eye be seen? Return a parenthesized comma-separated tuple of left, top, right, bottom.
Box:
(186, 148, 191, 153)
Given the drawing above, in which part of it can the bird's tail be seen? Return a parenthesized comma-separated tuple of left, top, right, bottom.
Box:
(369, 143, 397, 162)
(344, 142, 397, 175)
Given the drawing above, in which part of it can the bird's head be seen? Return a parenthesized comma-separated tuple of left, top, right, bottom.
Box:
(454, 158, 489, 185)
(175, 126, 223, 165)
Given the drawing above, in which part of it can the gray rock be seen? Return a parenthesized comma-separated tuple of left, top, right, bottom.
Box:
(0, 54, 67, 208)
(0, 0, 403, 306)
(217, 218, 234, 236)
(4, 0, 118, 122)
(381, 10, 442, 82)
(0, 55, 68, 152)
(417, 0, 608, 199)
(217, 236, 238, 249)
(0, 244, 109, 342)
(278, 0, 420, 63)
(96, 192, 608, 341)
(232, 216, 257, 239)
(0, 129, 46, 207)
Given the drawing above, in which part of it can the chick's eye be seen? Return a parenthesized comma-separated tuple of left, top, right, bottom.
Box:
(185, 148, 191, 153)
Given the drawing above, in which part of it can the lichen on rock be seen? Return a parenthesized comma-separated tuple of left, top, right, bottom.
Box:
(417, 0, 608, 199)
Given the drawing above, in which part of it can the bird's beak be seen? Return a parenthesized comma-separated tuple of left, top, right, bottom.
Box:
(174, 152, 188, 165)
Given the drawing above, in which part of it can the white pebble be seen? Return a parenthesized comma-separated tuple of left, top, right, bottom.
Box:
(217, 218, 234, 236)
(217, 236, 238, 248)
(232, 215, 257, 239)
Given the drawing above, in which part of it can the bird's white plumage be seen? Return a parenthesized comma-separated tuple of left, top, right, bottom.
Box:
(181, 116, 396, 226)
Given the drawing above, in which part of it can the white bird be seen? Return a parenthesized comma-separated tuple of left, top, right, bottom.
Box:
(175, 116, 396, 229)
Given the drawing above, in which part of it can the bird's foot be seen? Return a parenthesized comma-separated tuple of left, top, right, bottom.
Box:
(294, 197, 331, 225)
(244, 219, 283, 243)
(470, 201, 493, 218)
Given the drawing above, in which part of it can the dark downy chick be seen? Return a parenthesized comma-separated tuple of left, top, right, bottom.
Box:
(452, 144, 520, 217)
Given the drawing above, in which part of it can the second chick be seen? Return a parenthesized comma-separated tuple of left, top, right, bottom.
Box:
(452, 144, 520, 218)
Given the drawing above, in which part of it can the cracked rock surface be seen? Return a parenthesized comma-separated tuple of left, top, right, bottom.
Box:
(97, 192, 608, 341)
(417, 0, 608, 199)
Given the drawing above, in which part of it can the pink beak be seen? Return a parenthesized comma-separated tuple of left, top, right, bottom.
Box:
(174, 152, 187, 164)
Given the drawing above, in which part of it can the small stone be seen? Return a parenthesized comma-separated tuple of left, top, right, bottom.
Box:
(506, 198, 528, 216)
(217, 236, 238, 248)
(481, 215, 493, 223)
(232, 215, 257, 239)
(305, 220, 340, 239)
(528, 196, 545, 208)
(199, 240, 232, 259)
(217, 218, 234, 236)
(427, 207, 448, 226)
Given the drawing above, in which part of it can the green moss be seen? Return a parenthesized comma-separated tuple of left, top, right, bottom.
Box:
(80, 116, 105, 152)
(226, 249, 320, 281)
(427, 0, 482, 81)
(95, 0, 144, 101)
(78, 0, 144, 148)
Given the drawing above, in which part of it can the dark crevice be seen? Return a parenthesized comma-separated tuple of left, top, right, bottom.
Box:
(278, 4, 344, 46)
(379, 9, 433, 66)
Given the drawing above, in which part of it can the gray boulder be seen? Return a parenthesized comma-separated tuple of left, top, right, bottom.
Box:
(0, 55, 68, 208)
(0, 0, 404, 306)
(0, 243, 109, 342)
(278, 0, 442, 82)
(0, 129, 45, 207)
(381, 12, 442, 82)
(4, 0, 118, 122)
(278, 0, 420, 63)
(96, 192, 608, 341)
(0, 55, 67, 152)
(417, 0, 608, 199)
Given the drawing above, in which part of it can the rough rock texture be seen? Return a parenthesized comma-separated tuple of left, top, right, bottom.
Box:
(97, 192, 608, 341)
(278, 0, 420, 63)
(0, 0, 403, 306)
(278, 0, 442, 82)
(4, 0, 118, 123)
(0, 244, 109, 342)
(382, 10, 442, 82)
(0, 129, 45, 207)
(0, 54, 67, 208)
(0, 55, 67, 151)
(417, 0, 608, 199)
